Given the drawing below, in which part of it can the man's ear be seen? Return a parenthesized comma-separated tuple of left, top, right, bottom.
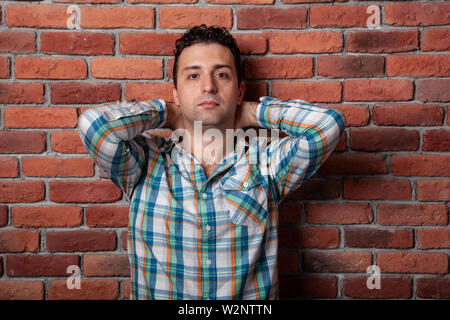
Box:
(172, 86, 179, 106)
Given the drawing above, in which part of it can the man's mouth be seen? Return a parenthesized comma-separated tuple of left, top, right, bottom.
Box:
(199, 100, 220, 108)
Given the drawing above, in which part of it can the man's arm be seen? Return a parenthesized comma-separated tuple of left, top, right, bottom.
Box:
(240, 96, 346, 200)
(78, 99, 168, 200)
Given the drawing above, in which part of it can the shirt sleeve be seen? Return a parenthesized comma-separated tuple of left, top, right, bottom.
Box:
(77, 99, 167, 201)
(256, 96, 346, 200)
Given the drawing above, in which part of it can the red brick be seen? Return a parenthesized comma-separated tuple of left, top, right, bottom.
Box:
(85, 205, 129, 227)
(12, 206, 82, 228)
(285, 178, 340, 201)
(385, 2, 450, 26)
(317, 55, 384, 78)
(6, 4, 70, 28)
(160, 7, 232, 29)
(0, 206, 7, 227)
(416, 179, 450, 202)
(448, 106, 450, 125)
(91, 57, 163, 79)
(237, 8, 307, 29)
(123, 280, 130, 300)
(49, 181, 122, 203)
(0, 157, 19, 178)
(272, 81, 342, 103)
(244, 57, 313, 79)
(373, 104, 444, 126)
(234, 34, 267, 55)
(0, 131, 46, 154)
(41, 32, 114, 55)
(51, 131, 87, 154)
(391, 155, 450, 177)
(320, 153, 387, 175)
(377, 203, 448, 226)
(310, 5, 370, 27)
(345, 227, 413, 249)
(303, 251, 372, 273)
(422, 129, 450, 152)
(417, 278, 450, 299)
(417, 229, 450, 249)
(279, 226, 339, 249)
(55, 0, 122, 3)
(4, 107, 78, 128)
(377, 252, 448, 274)
(51, 82, 121, 104)
(279, 275, 337, 299)
(347, 30, 418, 53)
(421, 28, 450, 52)
(344, 79, 413, 101)
(7, 255, 80, 277)
(386, 54, 450, 77)
(0, 31, 36, 53)
(22, 157, 94, 177)
(0, 281, 44, 300)
(0, 229, 40, 253)
(84, 254, 130, 276)
(16, 57, 87, 79)
(350, 128, 419, 151)
(81, 6, 154, 29)
(0, 56, 9, 78)
(0, 83, 44, 104)
(206, 0, 273, 4)
(344, 276, 411, 299)
(306, 203, 373, 225)
(330, 105, 369, 127)
(0, 181, 45, 203)
(417, 79, 450, 102)
(46, 230, 116, 252)
(125, 82, 173, 102)
(120, 32, 181, 55)
(343, 178, 412, 200)
(48, 279, 119, 300)
(278, 250, 299, 273)
(121, 230, 127, 250)
(268, 31, 343, 53)
(130, 0, 197, 3)
(278, 201, 302, 225)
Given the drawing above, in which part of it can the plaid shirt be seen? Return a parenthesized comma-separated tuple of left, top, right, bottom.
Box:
(78, 96, 345, 300)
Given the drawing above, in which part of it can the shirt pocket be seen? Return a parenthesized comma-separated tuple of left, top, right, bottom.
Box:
(221, 170, 268, 226)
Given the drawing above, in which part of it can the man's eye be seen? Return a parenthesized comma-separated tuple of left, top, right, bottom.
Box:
(216, 72, 229, 78)
(187, 74, 198, 79)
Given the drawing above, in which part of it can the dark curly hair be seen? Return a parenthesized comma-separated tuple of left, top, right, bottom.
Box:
(172, 24, 242, 89)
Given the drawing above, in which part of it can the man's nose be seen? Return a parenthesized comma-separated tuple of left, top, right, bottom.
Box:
(201, 74, 217, 93)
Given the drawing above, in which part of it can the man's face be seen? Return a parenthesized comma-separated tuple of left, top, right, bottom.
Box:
(173, 43, 245, 132)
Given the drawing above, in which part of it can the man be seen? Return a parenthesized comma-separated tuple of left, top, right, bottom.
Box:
(78, 25, 346, 300)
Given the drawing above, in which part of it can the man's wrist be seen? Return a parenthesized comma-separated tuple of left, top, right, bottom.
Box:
(245, 101, 260, 128)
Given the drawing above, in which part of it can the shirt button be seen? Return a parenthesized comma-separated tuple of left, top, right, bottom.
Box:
(243, 182, 248, 188)
(206, 259, 211, 266)
(202, 193, 207, 199)
(205, 225, 211, 232)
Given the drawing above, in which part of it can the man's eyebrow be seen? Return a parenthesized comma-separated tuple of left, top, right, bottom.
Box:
(181, 64, 233, 73)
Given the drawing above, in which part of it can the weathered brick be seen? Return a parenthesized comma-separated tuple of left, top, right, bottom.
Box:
(237, 8, 307, 29)
(0, 83, 44, 104)
(417, 278, 450, 299)
(49, 181, 122, 203)
(417, 79, 450, 102)
(317, 55, 384, 78)
(310, 5, 370, 27)
(91, 58, 163, 79)
(377, 252, 448, 274)
(22, 157, 94, 177)
(385, 2, 450, 26)
(46, 230, 116, 252)
(51, 82, 121, 104)
(422, 129, 450, 151)
(7, 255, 79, 277)
(344, 276, 411, 299)
(320, 154, 387, 175)
(51, 131, 87, 154)
(421, 28, 450, 51)
(12, 206, 83, 228)
(343, 178, 412, 200)
(350, 128, 419, 151)
(119, 32, 181, 55)
(4, 107, 78, 128)
(6, 4, 70, 28)
(85, 205, 129, 227)
(391, 155, 450, 177)
(0, 229, 40, 253)
(272, 81, 342, 103)
(416, 179, 450, 201)
(0, 31, 36, 53)
(306, 203, 373, 225)
(303, 251, 372, 273)
(0, 281, 44, 300)
(48, 279, 119, 300)
(0, 157, 19, 178)
(279, 226, 339, 249)
(285, 178, 340, 201)
(377, 203, 448, 226)
(417, 229, 450, 249)
(125, 82, 173, 101)
(347, 30, 418, 53)
(344, 79, 413, 101)
(345, 227, 413, 249)
(16, 57, 87, 79)
(41, 32, 114, 55)
(0, 181, 45, 203)
(159, 7, 232, 29)
(83, 254, 130, 276)
(372, 104, 444, 126)
(386, 54, 450, 77)
(81, 6, 154, 29)
(0, 131, 46, 154)
(330, 105, 369, 127)
(268, 31, 343, 53)
(244, 57, 313, 79)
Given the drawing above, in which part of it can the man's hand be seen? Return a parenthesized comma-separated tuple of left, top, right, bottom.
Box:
(234, 101, 259, 130)
(164, 101, 184, 130)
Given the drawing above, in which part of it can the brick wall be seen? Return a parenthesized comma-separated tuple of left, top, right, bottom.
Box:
(0, 0, 449, 300)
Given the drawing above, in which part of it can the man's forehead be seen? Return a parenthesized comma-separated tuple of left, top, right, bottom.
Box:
(178, 43, 236, 69)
